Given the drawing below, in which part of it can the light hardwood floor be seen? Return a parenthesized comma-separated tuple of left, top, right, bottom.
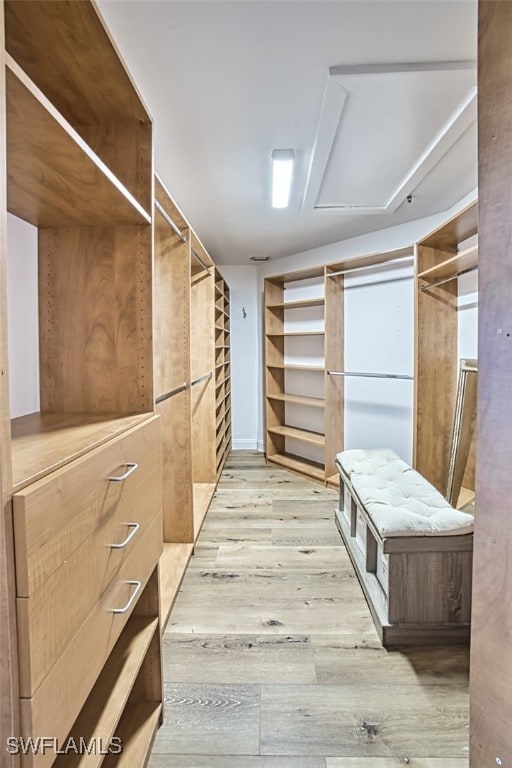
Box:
(149, 451, 469, 768)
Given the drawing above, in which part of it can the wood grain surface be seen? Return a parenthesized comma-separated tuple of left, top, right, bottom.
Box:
(150, 452, 469, 767)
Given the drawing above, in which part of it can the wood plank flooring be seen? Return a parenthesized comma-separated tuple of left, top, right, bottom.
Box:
(149, 451, 469, 768)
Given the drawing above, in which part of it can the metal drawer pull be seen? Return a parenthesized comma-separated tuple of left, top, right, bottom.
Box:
(107, 462, 138, 482)
(109, 522, 140, 549)
(110, 580, 142, 614)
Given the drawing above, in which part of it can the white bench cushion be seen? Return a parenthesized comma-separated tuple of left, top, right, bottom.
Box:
(335, 448, 400, 479)
(351, 462, 474, 537)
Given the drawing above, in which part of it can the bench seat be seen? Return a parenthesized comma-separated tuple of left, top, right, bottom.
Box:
(334, 448, 474, 647)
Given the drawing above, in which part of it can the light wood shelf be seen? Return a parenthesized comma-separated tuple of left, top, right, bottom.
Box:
(268, 297, 325, 310)
(159, 543, 194, 633)
(268, 452, 325, 482)
(102, 701, 162, 768)
(268, 424, 325, 446)
(267, 393, 325, 408)
(10, 412, 154, 492)
(267, 363, 324, 372)
(418, 244, 478, 283)
(53, 616, 159, 768)
(193, 482, 216, 539)
(6, 58, 150, 227)
(266, 330, 325, 337)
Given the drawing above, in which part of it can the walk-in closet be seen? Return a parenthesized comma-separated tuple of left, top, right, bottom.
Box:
(0, 1, 509, 767)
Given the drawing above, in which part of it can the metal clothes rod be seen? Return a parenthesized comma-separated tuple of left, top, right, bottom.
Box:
(191, 372, 213, 387)
(328, 370, 414, 381)
(420, 264, 478, 292)
(154, 200, 186, 243)
(155, 382, 188, 404)
(191, 247, 212, 275)
(326, 255, 414, 279)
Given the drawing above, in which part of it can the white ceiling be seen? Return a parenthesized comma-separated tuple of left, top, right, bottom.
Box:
(98, 0, 477, 265)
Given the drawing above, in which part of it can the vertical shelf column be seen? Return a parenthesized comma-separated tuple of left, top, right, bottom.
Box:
(324, 267, 344, 483)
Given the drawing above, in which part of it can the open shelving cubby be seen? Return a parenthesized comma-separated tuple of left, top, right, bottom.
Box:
(414, 200, 478, 500)
(5, 0, 154, 494)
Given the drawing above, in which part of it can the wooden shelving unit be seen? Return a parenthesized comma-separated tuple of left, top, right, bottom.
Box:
(414, 201, 478, 494)
(264, 266, 328, 481)
(1, 5, 163, 767)
(264, 248, 413, 485)
(214, 268, 232, 479)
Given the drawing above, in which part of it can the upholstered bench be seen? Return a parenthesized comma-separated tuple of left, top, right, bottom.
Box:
(334, 448, 474, 647)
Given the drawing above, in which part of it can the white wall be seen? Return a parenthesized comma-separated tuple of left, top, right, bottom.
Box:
(6, 214, 39, 419)
(218, 265, 260, 449)
(343, 260, 414, 462)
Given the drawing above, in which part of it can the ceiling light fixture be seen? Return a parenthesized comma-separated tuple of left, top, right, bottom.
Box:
(271, 149, 295, 208)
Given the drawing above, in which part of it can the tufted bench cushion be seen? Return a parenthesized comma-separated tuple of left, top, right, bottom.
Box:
(336, 448, 400, 480)
(336, 448, 474, 538)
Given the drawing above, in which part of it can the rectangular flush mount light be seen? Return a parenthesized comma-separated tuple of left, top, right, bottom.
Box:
(271, 149, 295, 208)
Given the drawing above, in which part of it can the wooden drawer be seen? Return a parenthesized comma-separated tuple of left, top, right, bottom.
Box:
(20, 511, 162, 768)
(14, 417, 162, 697)
(13, 415, 161, 597)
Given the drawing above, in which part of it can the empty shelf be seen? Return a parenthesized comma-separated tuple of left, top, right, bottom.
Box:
(267, 297, 325, 310)
(268, 424, 325, 446)
(267, 393, 325, 408)
(418, 244, 478, 282)
(268, 452, 324, 482)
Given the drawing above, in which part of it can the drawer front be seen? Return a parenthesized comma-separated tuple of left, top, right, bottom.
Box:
(14, 415, 161, 597)
(15, 418, 162, 697)
(20, 511, 162, 768)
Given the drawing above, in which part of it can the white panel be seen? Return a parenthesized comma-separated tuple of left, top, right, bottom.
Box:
(284, 436, 324, 466)
(284, 335, 324, 368)
(306, 64, 476, 214)
(458, 270, 478, 362)
(7, 213, 40, 419)
(283, 276, 324, 302)
(343, 261, 414, 462)
(285, 403, 324, 435)
(284, 369, 324, 399)
(283, 306, 324, 333)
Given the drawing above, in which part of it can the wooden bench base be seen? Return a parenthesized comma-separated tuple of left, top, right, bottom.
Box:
(335, 475, 472, 647)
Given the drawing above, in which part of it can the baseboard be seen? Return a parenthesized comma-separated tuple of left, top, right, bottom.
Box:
(257, 439, 265, 452)
(232, 439, 260, 450)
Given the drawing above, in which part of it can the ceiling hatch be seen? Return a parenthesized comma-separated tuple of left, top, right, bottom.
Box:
(303, 62, 476, 214)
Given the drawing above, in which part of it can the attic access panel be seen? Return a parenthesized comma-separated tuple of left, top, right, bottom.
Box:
(303, 62, 476, 214)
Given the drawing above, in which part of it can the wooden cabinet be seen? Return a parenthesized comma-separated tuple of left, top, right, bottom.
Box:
(152, 176, 231, 631)
(1, 3, 162, 766)
(414, 201, 478, 498)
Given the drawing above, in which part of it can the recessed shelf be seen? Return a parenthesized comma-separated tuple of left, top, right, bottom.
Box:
(193, 483, 216, 539)
(268, 424, 325, 446)
(268, 452, 325, 482)
(267, 363, 324, 372)
(53, 615, 159, 768)
(6, 58, 151, 227)
(266, 331, 325, 337)
(267, 393, 325, 408)
(159, 543, 193, 633)
(102, 701, 162, 768)
(418, 244, 478, 283)
(267, 297, 325, 310)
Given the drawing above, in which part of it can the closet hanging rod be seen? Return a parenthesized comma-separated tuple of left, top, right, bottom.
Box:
(326, 255, 414, 279)
(155, 383, 188, 404)
(191, 372, 213, 387)
(420, 264, 478, 292)
(154, 200, 187, 242)
(191, 247, 212, 275)
(328, 370, 414, 381)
